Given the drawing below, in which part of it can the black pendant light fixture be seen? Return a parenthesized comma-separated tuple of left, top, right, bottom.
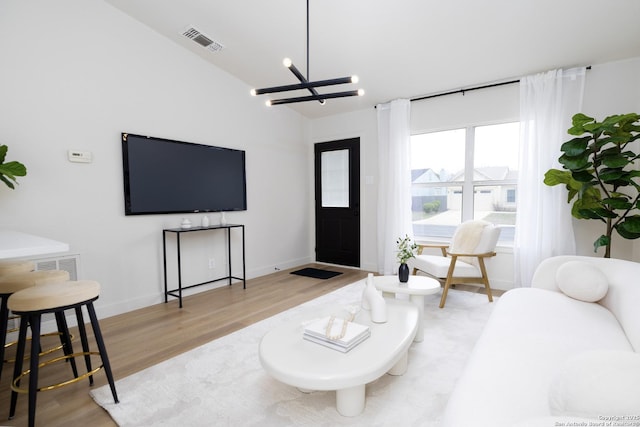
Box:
(250, 0, 364, 106)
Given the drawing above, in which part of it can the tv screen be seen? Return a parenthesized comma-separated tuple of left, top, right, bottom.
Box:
(121, 133, 247, 215)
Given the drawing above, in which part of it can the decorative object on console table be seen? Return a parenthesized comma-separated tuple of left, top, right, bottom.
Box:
(396, 235, 417, 283)
(543, 112, 640, 258)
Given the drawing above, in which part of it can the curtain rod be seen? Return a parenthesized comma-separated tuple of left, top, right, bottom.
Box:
(411, 79, 517, 102)
(409, 65, 592, 103)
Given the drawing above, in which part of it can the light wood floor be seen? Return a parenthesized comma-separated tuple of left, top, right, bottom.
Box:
(0, 264, 502, 426)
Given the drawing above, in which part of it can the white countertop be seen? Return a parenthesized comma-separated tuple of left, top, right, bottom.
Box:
(0, 230, 69, 259)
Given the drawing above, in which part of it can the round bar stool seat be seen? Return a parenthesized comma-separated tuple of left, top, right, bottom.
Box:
(8, 280, 119, 427)
(0, 270, 70, 294)
(0, 261, 35, 277)
(8, 280, 98, 312)
(0, 270, 71, 381)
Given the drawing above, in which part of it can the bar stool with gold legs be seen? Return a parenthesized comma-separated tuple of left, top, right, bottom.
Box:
(8, 280, 119, 427)
(0, 268, 71, 381)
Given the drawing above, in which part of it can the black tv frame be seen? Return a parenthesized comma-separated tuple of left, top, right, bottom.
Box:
(121, 132, 247, 215)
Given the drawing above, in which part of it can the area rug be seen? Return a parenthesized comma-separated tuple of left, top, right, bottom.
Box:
(91, 282, 497, 427)
(290, 267, 343, 279)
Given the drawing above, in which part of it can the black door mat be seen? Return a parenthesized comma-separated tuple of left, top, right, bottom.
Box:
(290, 268, 343, 280)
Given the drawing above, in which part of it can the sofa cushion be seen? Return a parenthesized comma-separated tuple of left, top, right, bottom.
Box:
(555, 261, 608, 302)
(549, 350, 640, 418)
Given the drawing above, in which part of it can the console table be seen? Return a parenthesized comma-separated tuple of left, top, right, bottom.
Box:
(162, 224, 246, 308)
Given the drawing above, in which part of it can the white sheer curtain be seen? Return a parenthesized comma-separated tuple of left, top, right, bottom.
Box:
(376, 99, 413, 275)
(514, 67, 586, 286)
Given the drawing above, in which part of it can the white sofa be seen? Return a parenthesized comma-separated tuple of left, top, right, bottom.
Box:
(441, 255, 640, 427)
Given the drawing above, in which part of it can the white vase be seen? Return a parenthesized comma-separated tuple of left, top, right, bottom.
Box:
(202, 215, 210, 227)
(361, 273, 387, 323)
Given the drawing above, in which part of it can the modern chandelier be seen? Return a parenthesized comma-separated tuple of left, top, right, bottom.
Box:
(250, 0, 364, 106)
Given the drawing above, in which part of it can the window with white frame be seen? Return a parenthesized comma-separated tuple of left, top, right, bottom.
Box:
(410, 122, 519, 242)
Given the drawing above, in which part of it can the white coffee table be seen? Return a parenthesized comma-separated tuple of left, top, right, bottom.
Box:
(373, 275, 440, 342)
(259, 299, 418, 416)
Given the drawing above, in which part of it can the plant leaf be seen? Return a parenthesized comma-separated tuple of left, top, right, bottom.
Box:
(543, 169, 572, 186)
(601, 152, 632, 168)
(571, 170, 594, 183)
(560, 137, 590, 156)
(0, 145, 6, 164)
(0, 161, 27, 178)
(568, 113, 594, 135)
(0, 175, 14, 189)
(577, 208, 605, 220)
(602, 197, 633, 210)
(593, 208, 619, 219)
(558, 153, 590, 170)
(617, 216, 640, 235)
(593, 235, 609, 253)
(598, 168, 625, 183)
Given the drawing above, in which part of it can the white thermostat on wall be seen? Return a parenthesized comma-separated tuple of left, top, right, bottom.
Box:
(68, 150, 93, 163)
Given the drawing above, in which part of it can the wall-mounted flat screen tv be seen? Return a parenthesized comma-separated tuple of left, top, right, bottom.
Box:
(121, 133, 247, 215)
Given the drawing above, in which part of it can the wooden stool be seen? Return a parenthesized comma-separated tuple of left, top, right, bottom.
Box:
(0, 269, 70, 381)
(8, 280, 119, 427)
(0, 260, 35, 277)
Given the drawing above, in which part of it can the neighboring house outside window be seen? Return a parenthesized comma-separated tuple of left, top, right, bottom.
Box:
(410, 122, 519, 242)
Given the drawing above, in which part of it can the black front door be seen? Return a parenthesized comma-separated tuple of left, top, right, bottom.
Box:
(314, 138, 360, 267)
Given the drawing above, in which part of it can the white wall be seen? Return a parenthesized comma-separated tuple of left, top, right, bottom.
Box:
(0, 0, 312, 318)
(309, 57, 640, 290)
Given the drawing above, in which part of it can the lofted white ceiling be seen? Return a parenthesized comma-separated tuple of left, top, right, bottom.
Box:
(104, 0, 640, 119)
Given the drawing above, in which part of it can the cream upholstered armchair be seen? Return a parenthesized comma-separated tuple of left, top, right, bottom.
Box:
(408, 220, 501, 308)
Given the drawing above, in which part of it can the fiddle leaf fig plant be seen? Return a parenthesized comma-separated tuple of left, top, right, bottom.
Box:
(544, 113, 640, 258)
(0, 144, 27, 189)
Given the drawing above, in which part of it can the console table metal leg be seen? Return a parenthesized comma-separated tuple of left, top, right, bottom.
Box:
(227, 227, 232, 286)
(242, 226, 246, 289)
(163, 231, 168, 303)
(176, 233, 183, 308)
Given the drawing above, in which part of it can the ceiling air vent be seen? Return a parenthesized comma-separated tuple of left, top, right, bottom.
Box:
(181, 26, 224, 53)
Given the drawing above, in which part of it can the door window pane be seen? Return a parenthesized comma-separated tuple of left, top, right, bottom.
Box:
(321, 149, 349, 208)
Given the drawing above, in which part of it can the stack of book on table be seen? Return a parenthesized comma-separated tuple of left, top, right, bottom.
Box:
(303, 316, 370, 353)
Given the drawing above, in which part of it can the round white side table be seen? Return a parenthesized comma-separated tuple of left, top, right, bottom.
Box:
(373, 275, 440, 342)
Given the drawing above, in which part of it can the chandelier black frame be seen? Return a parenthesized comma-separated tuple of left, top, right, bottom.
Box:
(250, 0, 363, 106)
